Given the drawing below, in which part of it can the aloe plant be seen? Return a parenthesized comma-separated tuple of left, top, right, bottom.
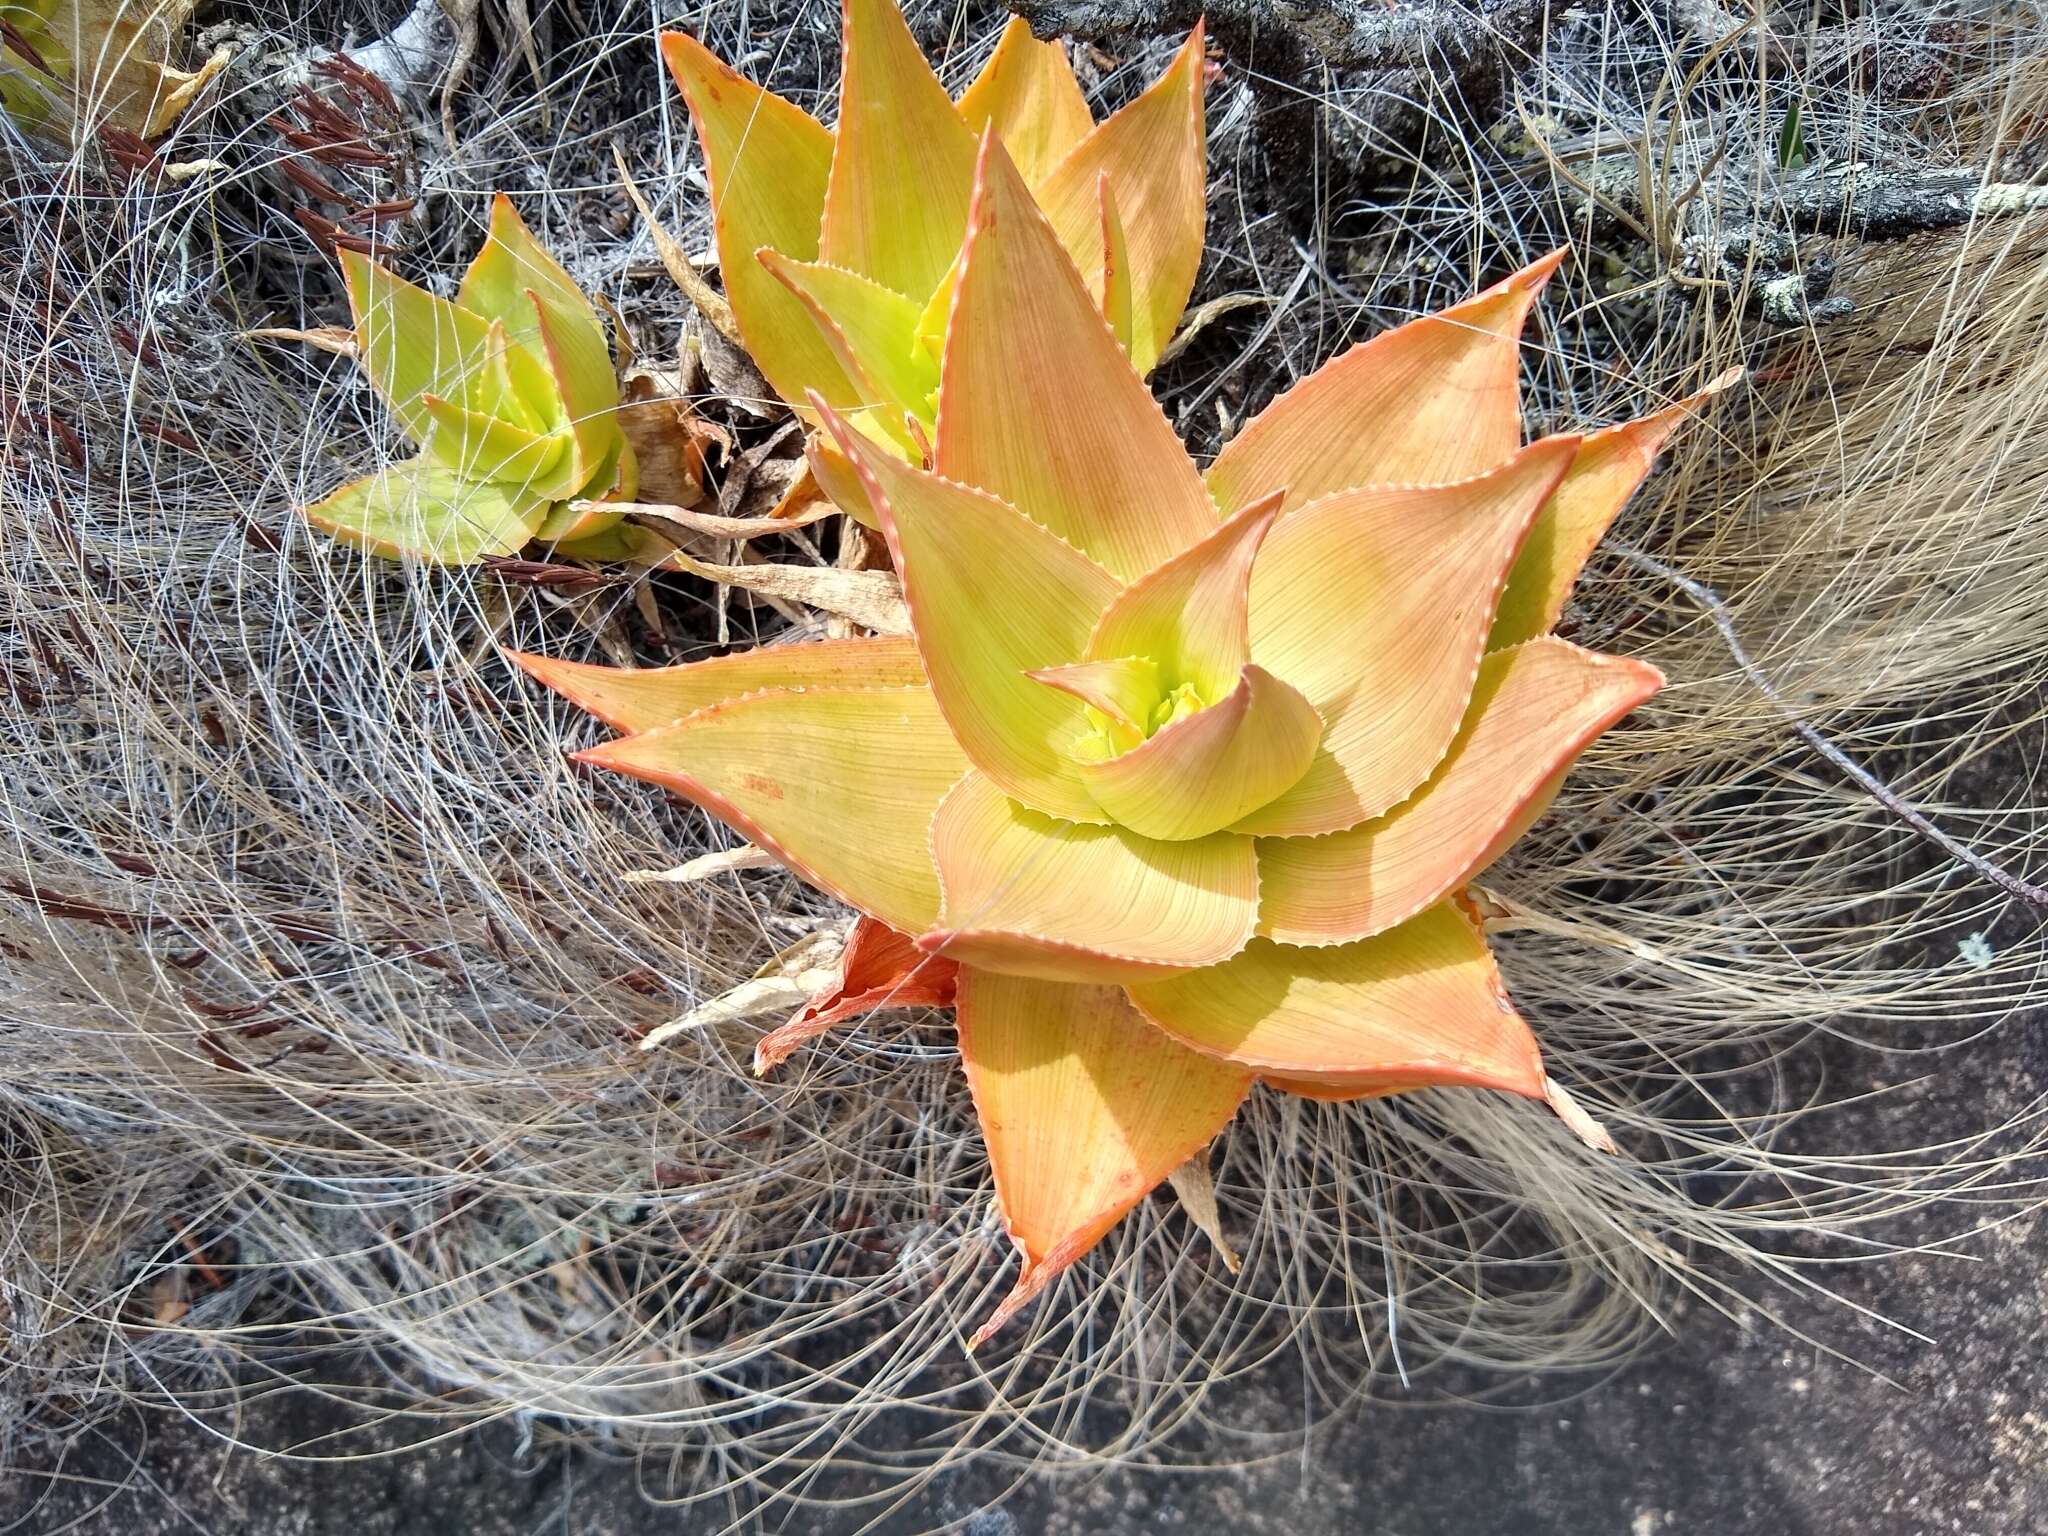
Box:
(515, 121, 1730, 1343)
(662, 3, 1205, 486)
(301, 196, 639, 564)
(1, 0, 225, 136)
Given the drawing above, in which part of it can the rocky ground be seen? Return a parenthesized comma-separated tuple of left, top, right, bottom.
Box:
(8, 1017, 2041, 1536)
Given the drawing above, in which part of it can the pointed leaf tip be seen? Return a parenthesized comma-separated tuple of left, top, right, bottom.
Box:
(1033, 25, 1208, 375)
(342, 250, 509, 448)
(659, 29, 854, 414)
(458, 194, 612, 408)
(754, 916, 959, 1072)
(1491, 367, 1743, 648)
(1208, 247, 1568, 516)
(958, 969, 1247, 1346)
(573, 685, 967, 935)
(1087, 488, 1285, 702)
(760, 251, 936, 445)
(1255, 637, 1663, 945)
(1026, 656, 1161, 736)
(821, 0, 979, 298)
(302, 458, 547, 565)
(507, 633, 926, 735)
(958, 17, 1093, 187)
(935, 131, 1214, 581)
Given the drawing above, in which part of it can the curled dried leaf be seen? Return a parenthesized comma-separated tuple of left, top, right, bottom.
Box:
(650, 547, 911, 635)
(619, 846, 775, 884)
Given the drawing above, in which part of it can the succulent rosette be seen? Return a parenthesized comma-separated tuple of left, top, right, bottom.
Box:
(302, 196, 639, 564)
(515, 107, 1729, 1342)
(1, 0, 227, 137)
(660, 3, 1206, 483)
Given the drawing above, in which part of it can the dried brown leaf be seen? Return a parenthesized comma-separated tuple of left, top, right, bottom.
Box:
(1165, 1152, 1241, 1273)
(611, 142, 746, 348)
(653, 548, 910, 634)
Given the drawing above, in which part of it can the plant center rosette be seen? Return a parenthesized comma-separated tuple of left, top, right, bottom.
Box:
(516, 43, 1733, 1349)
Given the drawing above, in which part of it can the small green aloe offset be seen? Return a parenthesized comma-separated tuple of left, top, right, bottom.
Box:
(303, 196, 639, 564)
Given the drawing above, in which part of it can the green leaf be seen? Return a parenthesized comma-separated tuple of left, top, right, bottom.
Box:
(824, 403, 1121, 824)
(758, 251, 938, 439)
(341, 249, 513, 446)
(418, 392, 576, 496)
(1086, 489, 1284, 702)
(660, 30, 857, 414)
(1078, 663, 1322, 840)
(301, 457, 549, 565)
(458, 194, 617, 425)
(1777, 99, 1807, 171)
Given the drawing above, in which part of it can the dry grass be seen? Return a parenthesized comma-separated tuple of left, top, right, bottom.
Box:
(3, 1, 2047, 1528)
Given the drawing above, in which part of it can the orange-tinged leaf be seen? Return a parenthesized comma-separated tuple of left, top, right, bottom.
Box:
(659, 31, 856, 413)
(758, 251, 938, 439)
(418, 392, 576, 496)
(825, 404, 1120, 823)
(302, 458, 548, 565)
(1080, 664, 1322, 840)
(1088, 489, 1283, 700)
(1489, 368, 1741, 649)
(1262, 1073, 1451, 1103)
(805, 433, 880, 527)
(1033, 25, 1207, 375)
(923, 772, 1259, 983)
(574, 686, 964, 934)
(340, 248, 510, 446)
(956, 17, 1093, 186)
(934, 133, 1214, 581)
(819, 0, 979, 299)
(507, 634, 926, 734)
(1234, 438, 1577, 836)
(1127, 902, 1546, 1096)
(1256, 637, 1662, 944)
(1026, 655, 1160, 734)
(755, 916, 959, 1072)
(1206, 248, 1567, 517)
(458, 193, 616, 422)
(956, 967, 1249, 1346)
(1096, 175, 1134, 352)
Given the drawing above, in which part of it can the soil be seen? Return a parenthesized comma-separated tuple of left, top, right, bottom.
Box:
(6, 1003, 2040, 1536)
